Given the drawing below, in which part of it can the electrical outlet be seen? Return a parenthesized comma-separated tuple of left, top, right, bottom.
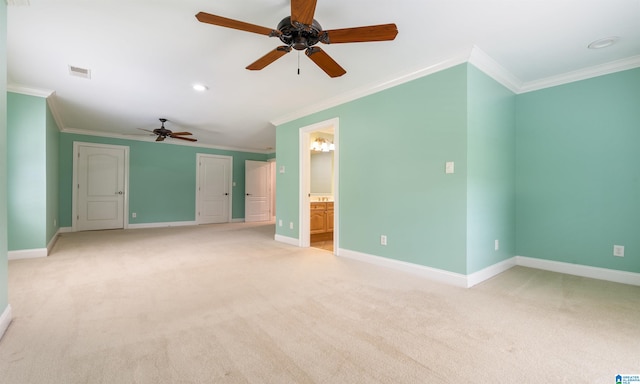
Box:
(289, 222, 293, 229)
(132, 212, 137, 218)
(279, 220, 283, 227)
(495, 239, 499, 251)
(613, 245, 625, 257)
(380, 235, 387, 246)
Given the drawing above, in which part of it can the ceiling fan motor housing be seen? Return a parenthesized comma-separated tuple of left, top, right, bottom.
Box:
(277, 16, 324, 50)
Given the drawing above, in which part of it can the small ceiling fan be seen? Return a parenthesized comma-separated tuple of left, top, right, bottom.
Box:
(138, 119, 197, 142)
(196, 0, 398, 77)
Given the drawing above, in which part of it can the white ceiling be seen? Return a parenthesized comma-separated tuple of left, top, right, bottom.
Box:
(7, 0, 640, 152)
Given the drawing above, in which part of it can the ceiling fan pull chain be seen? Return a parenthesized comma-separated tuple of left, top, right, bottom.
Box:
(297, 50, 301, 75)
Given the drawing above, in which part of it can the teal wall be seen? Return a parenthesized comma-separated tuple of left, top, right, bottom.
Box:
(7, 93, 49, 250)
(1, 0, 9, 313)
(277, 64, 473, 274)
(466, 65, 516, 273)
(516, 68, 640, 273)
(46, 102, 60, 242)
(59, 133, 269, 226)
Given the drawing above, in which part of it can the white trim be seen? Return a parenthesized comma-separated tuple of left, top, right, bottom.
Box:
(7, 84, 54, 98)
(231, 218, 245, 223)
(298, 118, 339, 250)
(62, 127, 272, 154)
(8, 229, 61, 260)
(274, 234, 300, 247)
(271, 49, 640, 127)
(0, 305, 12, 341)
(271, 54, 469, 126)
(468, 46, 522, 93)
(72, 142, 130, 232)
(58, 227, 73, 233)
(45, 92, 66, 132)
(519, 55, 640, 94)
(47, 230, 60, 254)
(516, 256, 640, 286)
(8, 248, 47, 260)
(466, 257, 517, 288)
(127, 221, 197, 229)
(338, 248, 469, 288)
(196, 154, 233, 224)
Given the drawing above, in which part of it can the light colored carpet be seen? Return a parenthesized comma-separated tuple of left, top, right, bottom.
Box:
(1, 222, 638, 383)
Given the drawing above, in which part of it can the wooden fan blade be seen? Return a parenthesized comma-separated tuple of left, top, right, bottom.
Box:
(322, 23, 398, 44)
(305, 47, 346, 78)
(169, 132, 193, 136)
(170, 135, 198, 142)
(246, 46, 292, 70)
(291, 0, 317, 26)
(137, 128, 155, 133)
(195, 12, 279, 36)
(156, 135, 165, 142)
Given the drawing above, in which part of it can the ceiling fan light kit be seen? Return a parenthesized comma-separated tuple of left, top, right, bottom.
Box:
(195, 0, 398, 77)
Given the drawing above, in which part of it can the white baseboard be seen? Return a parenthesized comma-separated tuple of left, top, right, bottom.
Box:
(338, 248, 468, 288)
(8, 248, 48, 260)
(331, 248, 640, 288)
(516, 256, 640, 286)
(128, 221, 197, 229)
(467, 257, 517, 288)
(58, 227, 73, 233)
(0, 304, 12, 341)
(274, 234, 299, 247)
(47, 229, 61, 253)
(231, 218, 245, 223)
(8, 229, 61, 260)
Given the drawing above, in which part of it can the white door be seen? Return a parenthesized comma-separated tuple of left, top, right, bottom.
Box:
(245, 160, 271, 222)
(75, 143, 127, 231)
(197, 154, 232, 224)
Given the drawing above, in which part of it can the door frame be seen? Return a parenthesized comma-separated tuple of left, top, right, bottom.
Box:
(299, 118, 339, 251)
(244, 160, 272, 222)
(72, 141, 130, 232)
(195, 153, 233, 224)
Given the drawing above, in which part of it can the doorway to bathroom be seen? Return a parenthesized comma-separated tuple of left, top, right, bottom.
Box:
(299, 118, 339, 253)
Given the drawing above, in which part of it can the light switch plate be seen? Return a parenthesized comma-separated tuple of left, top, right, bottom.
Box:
(279, 165, 285, 174)
(445, 161, 455, 174)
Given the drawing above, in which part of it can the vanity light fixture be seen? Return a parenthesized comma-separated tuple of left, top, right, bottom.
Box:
(311, 137, 335, 152)
(588, 36, 619, 49)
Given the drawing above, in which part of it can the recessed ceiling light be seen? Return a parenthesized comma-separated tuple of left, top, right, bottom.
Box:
(588, 36, 619, 49)
(193, 84, 208, 92)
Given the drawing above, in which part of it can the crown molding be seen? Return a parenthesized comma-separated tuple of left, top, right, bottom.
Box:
(8, 84, 67, 131)
(467, 46, 522, 93)
(271, 48, 640, 127)
(7, 83, 54, 98)
(270, 52, 470, 126)
(45, 91, 66, 131)
(60, 127, 272, 154)
(518, 54, 640, 93)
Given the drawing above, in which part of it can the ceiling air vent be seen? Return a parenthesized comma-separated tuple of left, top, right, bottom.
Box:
(69, 65, 91, 79)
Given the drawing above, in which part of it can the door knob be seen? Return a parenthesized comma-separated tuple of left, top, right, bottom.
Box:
(225, 193, 229, 196)
(246, 193, 251, 196)
(116, 191, 123, 195)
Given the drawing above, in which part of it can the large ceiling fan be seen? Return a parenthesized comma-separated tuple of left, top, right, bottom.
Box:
(196, 0, 398, 77)
(138, 119, 197, 142)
